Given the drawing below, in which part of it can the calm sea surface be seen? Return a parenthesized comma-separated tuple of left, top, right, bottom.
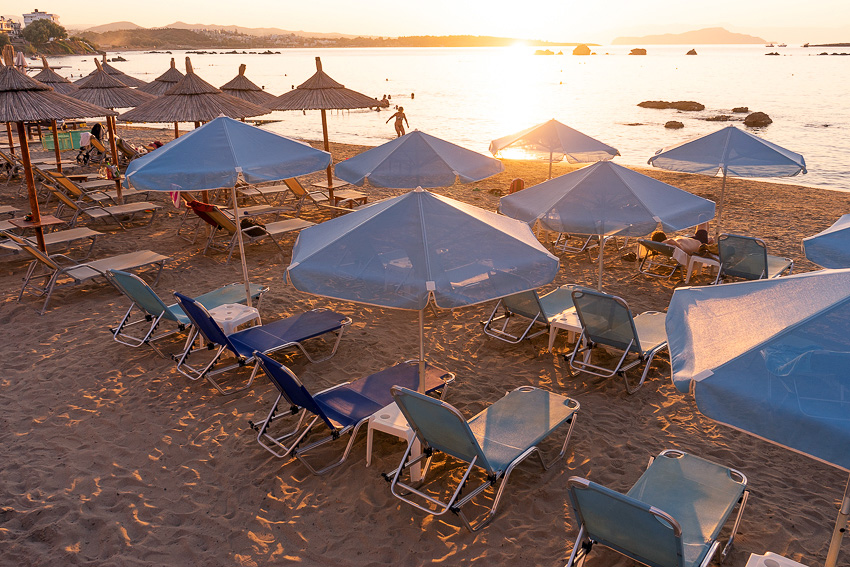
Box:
(47, 45, 850, 191)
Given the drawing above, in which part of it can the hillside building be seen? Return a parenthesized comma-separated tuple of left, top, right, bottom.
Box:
(0, 16, 22, 36)
(23, 9, 59, 27)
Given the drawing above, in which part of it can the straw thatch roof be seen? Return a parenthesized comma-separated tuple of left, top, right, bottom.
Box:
(119, 57, 269, 123)
(268, 58, 378, 111)
(72, 59, 156, 109)
(0, 48, 116, 122)
(137, 58, 184, 96)
(31, 56, 78, 95)
(74, 54, 147, 88)
(220, 64, 277, 107)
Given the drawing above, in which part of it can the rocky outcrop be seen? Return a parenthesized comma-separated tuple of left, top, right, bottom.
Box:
(705, 115, 733, 121)
(732, 106, 749, 113)
(573, 44, 591, 55)
(744, 112, 772, 127)
(686, 49, 697, 55)
(638, 100, 705, 111)
(665, 121, 684, 129)
(630, 48, 647, 55)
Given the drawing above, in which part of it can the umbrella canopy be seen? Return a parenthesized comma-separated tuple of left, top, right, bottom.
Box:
(119, 57, 270, 124)
(648, 125, 806, 239)
(220, 64, 277, 107)
(74, 54, 147, 88)
(803, 214, 850, 269)
(335, 130, 505, 188)
(137, 58, 184, 96)
(124, 115, 331, 192)
(666, 270, 850, 567)
(72, 59, 156, 109)
(500, 160, 715, 289)
(489, 119, 620, 179)
(31, 56, 77, 95)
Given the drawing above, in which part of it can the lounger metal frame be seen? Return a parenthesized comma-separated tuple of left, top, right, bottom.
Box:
(637, 239, 681, 279)
(714, 233, 794, 284)
(483, 284, 582, 344)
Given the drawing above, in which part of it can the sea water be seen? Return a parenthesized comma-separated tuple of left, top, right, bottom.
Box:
(48, 45, 850, 191)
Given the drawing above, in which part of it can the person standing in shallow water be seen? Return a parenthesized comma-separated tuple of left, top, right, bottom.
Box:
(387, 106, 409, 137)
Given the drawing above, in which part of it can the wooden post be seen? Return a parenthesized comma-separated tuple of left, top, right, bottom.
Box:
(16, 121, 46, 252)
(5, 122, 14, 156)
(174, 122, 179, 138)
(315, 57, 336, 203)
(50, 120, 62, 174)
(106, 115, 123, 204)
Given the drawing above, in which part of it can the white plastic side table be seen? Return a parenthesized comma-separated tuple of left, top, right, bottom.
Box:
(366, 402, 423, 481)
(547, 308, 581, 352)
(745, 552, 811, 567)
(207, 303, 262, 335)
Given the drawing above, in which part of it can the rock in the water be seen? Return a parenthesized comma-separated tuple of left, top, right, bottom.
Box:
(630, 48, 647, 55)
(732, 106, 749, 113)
(665, 121, 684, 129)
(765, 51, 780, 56)
(705, 115, 733, 121)
(686, 49, 697, 55)
(573, 44, 591, 56)
(670, 101, 705, 111)
(638, 100, 670, 109)
(744, 112, 772, 127)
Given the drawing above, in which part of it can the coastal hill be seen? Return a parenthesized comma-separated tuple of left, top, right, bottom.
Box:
(613, 27, 765, 44)
(162, 21, 358, 40)
(82, 21, 145, 33)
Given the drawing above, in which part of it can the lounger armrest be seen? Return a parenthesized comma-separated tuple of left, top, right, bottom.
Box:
(45, 252, 84, 267)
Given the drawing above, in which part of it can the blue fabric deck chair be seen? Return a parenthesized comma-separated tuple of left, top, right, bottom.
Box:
(483, 284, 583, 344)
(566, 449, 749, 567)
(388, 385, 580, 532)
(105, 269, 268, 357)
(567, 289, 668, 394)
(714, 233, 793, 284)
(637, 239, 681, 279)
(172, 292, 351, 395)
(250, 352, 454, 475)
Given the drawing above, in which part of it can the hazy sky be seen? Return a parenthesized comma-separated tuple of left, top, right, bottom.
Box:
(9, 1, 850, 43)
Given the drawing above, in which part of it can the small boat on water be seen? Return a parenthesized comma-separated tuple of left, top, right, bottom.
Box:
(765, 43, 775, 47)
(777, 43, 787, 47)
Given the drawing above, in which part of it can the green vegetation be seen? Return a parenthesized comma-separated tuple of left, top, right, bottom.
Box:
(0, 33, 10, 48)
(21, 19, 67, 45)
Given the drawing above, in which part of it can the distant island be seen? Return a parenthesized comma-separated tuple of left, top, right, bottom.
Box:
(73, 22, 586, 50)
(612, 27, 765, 45)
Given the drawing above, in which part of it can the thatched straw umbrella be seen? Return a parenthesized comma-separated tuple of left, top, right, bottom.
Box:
(0, 46, 116, 251)
(268, 57, 379, 200)
(71, 59, 156, 202)
(220, 64, 277, 107)
(74, 53, 147, 88)
(137, 58, 185, 138)
(32, 57, 77, 95)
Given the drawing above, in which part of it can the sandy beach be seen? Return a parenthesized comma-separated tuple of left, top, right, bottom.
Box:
(1, 127, 848, 566)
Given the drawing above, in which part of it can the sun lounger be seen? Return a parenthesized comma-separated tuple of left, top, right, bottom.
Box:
(0, 227, 101, 259)
(49, 186, 161, 229)
(44, 172, 150, 205)
(388, 385, 580, 532)
(483, 283, 585, 344)
(282, 177, 363, 216)
(637, 238, 682, 279)
(250, 354, 454, 474)
(714, 233, 793, 284)
(106, 269, 268, 357)
(3, 230, 169, 314)
(567, 289, 668, 394)
(566, 449, 749, 567)
(172, 292, 352, 395)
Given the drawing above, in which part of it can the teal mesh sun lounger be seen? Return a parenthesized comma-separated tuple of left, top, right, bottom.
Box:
(567, 289, 669, 394)
(388, 385, 580, 532)
(106, 269, 268, 357)
(715, 233, 793, 284)
(483, 284, 585, 344)
(566, 449, 749, 567)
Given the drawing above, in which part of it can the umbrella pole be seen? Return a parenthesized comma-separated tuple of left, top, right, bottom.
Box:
(230, 185, 252, 308)
(418, 308, 426, 394)
(548, 151, 553, 180)
(16, 121, 46, 252)
(597, 237, 605, 291)
(320, 109, 335, 203)
(106, 116, 123, 204)
(174, 122, 179, 139)
(714, 170, 727, 242)
(825, 473, 850, 567)
(50, 120, 62, 174)
(7, 122, 16, 156)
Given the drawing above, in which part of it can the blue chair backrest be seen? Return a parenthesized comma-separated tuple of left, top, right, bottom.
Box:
(391, 386, 493, 473)
(718, 234, 768, 280)
(254, 351, 335, 430)
(173, 292, 234, 351)
(572, 289, 642, 354)
(502, 290, 544, 320)
(107, 269, 176, 321)
(568, 478, 685, 567)
(638, 239, 677, 258)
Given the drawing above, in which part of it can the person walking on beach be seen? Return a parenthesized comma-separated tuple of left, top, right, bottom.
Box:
(387, 107, 409, 137)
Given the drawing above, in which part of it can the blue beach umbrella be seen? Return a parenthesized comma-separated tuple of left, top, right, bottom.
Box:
(666, 270, 850, 567)
(804, 214, 850, 269)
(124, 115, 331, 304)
(648, 125, 806, 240)
(334, 130, 504, 188)
(500, 160, 715, 289)
(287, 188, 559, 389)
(489, 118, 620, 179)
